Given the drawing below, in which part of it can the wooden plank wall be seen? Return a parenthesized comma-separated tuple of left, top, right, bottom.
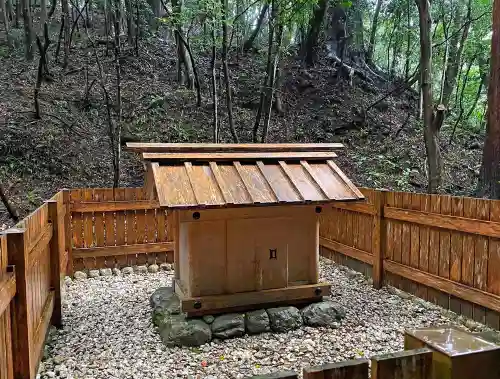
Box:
(319, 188, 500, 330)
(0, 235, 14, 379)
(68, 188, 174, 272)
(0, 191, 65, 379)
(319, 188, 377, 279)
(17, 203, 55, 377)
(247, 348, 432, 379)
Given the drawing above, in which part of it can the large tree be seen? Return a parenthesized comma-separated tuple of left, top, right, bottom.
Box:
(416, 0, 444, 193)
(479, 0, 500, 198)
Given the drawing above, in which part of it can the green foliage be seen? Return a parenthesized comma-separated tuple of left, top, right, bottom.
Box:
(369, 0, 492, 133)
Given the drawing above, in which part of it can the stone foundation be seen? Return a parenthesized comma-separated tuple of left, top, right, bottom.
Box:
(150, 287, 346, 347)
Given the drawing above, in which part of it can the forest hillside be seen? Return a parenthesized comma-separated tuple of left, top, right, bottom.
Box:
(0, 0, 495, 228)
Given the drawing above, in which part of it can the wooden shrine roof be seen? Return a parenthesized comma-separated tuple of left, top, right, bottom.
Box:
(127, 143, 364, 209)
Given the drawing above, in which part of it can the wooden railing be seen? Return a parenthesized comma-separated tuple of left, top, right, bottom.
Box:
(67, 188, 174, 272)
(320, 188, 500, 330)
(0, 192, 65, 379)
(245, 348, 433, 379)
(0, 234, 15, 379)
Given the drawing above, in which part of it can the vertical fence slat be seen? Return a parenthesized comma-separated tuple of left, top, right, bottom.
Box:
(146, 209, 157, 266)
(71, 189, 85, 272)
(156, 209, 168, 264)
(5, 228, 33, 379)
(48, 200, 63, 328)
(125, 189, 138, 267)
(450, 196, 464, 315)
(474, 199, 490, 323)
(371, 348, 432, 379)
(0, 234, 14, 379)
(461, 197, 476, 319)
(427, 194, 441, 305)
(102, 189, 116, 269)
(82, 189, 95, 270)
(438, 195, 451, 309)
(303, 359, 369, 379)
(63, 190, 73, 276)
(487, 200, 500, 328)
(114, 188, 128, 268)
(373, 190, 384, 289)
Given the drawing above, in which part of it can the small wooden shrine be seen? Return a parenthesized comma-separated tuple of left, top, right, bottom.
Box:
(127, 143, 365, 316)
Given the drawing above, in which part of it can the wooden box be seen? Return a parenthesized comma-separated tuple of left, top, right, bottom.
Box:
(404, 326, 500, 379)
(173, 204, 330, 315)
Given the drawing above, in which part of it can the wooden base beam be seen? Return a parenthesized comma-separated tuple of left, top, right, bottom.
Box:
(175, 280, 331, 316)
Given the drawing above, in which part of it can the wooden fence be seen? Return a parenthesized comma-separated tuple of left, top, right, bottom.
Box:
(67, 188, 174, 272)
(0, 192, 65, 379)
(319, 188, 500, 329)
(0, 234, 14, 379)
(246, 348, 433, 379)
(64, 186, 500, 330)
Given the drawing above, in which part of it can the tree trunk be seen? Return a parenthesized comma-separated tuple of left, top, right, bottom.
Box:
(366, 0, 383, 64)
(172, 0, 194, 89)
(103, 0, 109, 55)
(479, 0, 500, 198)
(15, 0, 19, 27)
(125, 0, 133, 45)
(48, 0, 56, 18)
(262, 20, 282, 143)
(253, 3, 274, 142)
(450, 54, 475, 143)
(242, 3, 268, 52)
(85, 0, 92, 27)
(304, 0, 328, 66)
(416, 0, 442, 193)
(112, 0, 121, 187)
(465, 63, 488, 121)
(40, 0, 46, 26)
(221, 0, 239, 143)
(61, 0, 70, 66)
(1, 0, 12, 47)
(442, 0, 471, 108)
(0, 185, 19, 222)
(21, 0, 33, 59)
(347, 0, 365, 62)
(6, 0, 12, 20)
(211, 26, 218, 143)
(405, 0, 411, 79)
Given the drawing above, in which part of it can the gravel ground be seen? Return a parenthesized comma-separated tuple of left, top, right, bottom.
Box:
(39, 257, 494, 379)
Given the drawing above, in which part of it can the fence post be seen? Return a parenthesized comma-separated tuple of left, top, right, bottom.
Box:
(63, 189, 73, 276)
(4, 227, 33, 379)
(372, 190, 387, 289)
(47, 199, 63, 328)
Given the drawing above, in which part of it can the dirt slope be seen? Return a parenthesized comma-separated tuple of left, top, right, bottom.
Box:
(0, 34, 484, 229)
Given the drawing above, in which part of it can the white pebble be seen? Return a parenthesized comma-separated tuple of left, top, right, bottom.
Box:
(122, 266, 133, 275)
(148, 264, 159, 273)
(88, 270, 99, 278)
(73, 271, 87, 280)
(160, 263, 172, 271)
(100, 268, 113, 277)
(36, 257, 493, 379)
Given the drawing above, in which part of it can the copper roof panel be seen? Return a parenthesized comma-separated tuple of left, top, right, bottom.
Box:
(151, 159, 364, 209)
(138, 142, 363, 209)
(153, 165, 198, 207)
(284, 163, 327, 201)
(257, 162, 302, 202)
(235, 163, 277, 204)
(215, 164, 253, 204)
